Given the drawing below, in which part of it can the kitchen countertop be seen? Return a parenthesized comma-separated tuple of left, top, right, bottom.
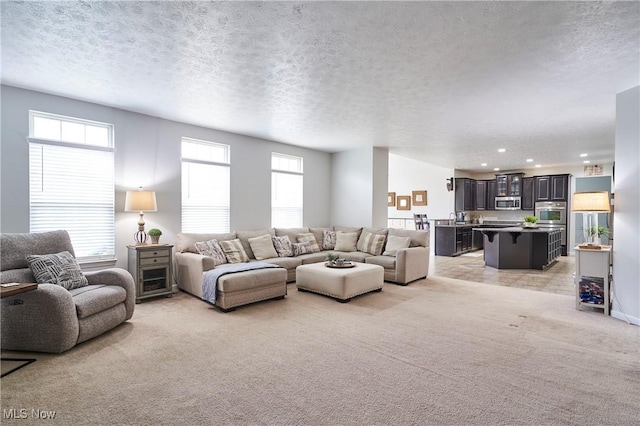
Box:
(473, 226, 558, 233)
(434, 220, 523, 228)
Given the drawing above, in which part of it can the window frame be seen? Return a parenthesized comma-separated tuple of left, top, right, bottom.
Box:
(181, 137, 231, 233)
(271, 152, 304, 228)
(28, 110, 116, 265)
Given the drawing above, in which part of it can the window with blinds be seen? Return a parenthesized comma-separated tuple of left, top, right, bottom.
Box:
(28, 111, 115, 263)
(272, 153, 303, 228)
(181, 138, 230, 233)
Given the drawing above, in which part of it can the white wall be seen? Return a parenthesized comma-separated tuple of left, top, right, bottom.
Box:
(330, 147, 389, 228)
(612, 85, 640, 325)
(0, 85, 332, 269)
(388, 153, 455, 247)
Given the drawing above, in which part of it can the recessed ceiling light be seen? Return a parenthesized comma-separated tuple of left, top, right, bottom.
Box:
(493, 167, 500, 171)
(481, 163, 487, 167)
(526, 159, 533, 162)
(535, 164, 542, 168)
(583, 160, 591, 164)
(498, 148, 506, 153)
(580, 153, 588, 157)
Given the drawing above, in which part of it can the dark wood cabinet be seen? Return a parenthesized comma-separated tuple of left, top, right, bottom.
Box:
(535, 175, 569, 201)
(455, 178, 476, 211)
(535, 176, 551, 201)
(496, 175, 508, 196)
(486, 179, 497, 210)
(435, 225, 476, 257)
(508, 173, 523, 196)
(475, 180, 487, 210)
(551, 175, 568, 200)
(496, 173, 524, 197)
(522, 177, 535, 210)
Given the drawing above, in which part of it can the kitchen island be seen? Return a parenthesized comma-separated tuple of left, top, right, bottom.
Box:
(474, 226, 562, 270)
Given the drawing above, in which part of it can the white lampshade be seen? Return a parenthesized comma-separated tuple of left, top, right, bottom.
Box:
(125, 189, 157, 212)
(571, 191, 610, 213)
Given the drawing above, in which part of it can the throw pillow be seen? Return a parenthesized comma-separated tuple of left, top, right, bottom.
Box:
(334, 232, 358, 252)
(272, 235, 294, 257)
(357, 228, 389, 252)
(362, 233, 386, 256)
(297, 233, 320, 253)
(322, 230, 337, 250)
(26, 251, 88, 290)
(383, 235, 411, 256)
(219, 239, 250, 263)
(248, 234, 278, 260)
(292, 242, 312, 256)
(194, 239, 228, 266)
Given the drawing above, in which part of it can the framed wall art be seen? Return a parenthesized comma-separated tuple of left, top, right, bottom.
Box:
(388, 192, 396, 207)
(396, 195, 411, 210)
(412, 190, 427, 206)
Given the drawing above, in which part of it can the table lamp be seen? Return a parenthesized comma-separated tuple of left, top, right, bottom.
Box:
(571, 191, 610, 247)
(125, 187, 157, 245)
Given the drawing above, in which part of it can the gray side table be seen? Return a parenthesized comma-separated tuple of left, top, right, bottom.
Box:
(127, 244, 173, 303)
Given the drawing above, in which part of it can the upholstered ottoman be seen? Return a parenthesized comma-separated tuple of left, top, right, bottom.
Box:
(296, 262, 384, 302)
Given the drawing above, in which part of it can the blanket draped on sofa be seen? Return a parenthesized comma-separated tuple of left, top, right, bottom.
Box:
(202, 262, 281, 304)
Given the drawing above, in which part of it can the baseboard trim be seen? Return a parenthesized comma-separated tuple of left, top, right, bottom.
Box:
(611, 309, 640, 326)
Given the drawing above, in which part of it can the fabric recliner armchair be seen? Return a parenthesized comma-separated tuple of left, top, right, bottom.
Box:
(1, 230, 135, 353)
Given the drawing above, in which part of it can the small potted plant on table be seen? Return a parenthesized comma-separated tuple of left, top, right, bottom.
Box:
(523, 216, 539, 228)
(148, 228, 162, 244)
(586, 225, 609, 246)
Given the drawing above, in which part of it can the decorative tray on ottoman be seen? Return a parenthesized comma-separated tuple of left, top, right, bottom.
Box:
(325, 261, 356, 268)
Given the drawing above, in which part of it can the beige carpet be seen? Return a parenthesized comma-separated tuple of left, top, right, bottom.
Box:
(1, 276, 639, 425)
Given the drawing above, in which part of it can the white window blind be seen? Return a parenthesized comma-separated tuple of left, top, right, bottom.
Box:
(28, 111, 115, 263)
(272, 153, 303, 228)
(181, 138, 230, 233)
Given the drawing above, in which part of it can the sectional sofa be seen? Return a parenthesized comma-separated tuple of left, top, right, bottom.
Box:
(175, 226, 430, 311)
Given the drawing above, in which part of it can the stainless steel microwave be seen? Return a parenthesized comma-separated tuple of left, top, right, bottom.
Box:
(495, 196, 521, 210)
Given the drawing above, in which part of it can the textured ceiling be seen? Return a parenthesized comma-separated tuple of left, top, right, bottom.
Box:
(2, 1, 638, 172)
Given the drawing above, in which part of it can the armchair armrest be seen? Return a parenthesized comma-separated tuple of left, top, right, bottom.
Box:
(395, 246, 430, 284)
(1, 284, 79, 353)
(85, 268, 136, 320)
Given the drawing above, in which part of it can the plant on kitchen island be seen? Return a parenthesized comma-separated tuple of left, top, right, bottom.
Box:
(523, 215, 539, 224)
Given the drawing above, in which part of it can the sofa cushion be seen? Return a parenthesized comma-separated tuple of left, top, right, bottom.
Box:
(292, 242, 313, 256)
(365, 255, 396, 269)
(322, 230, 337, 250)
(272, 235, 293, 257)
(237, 229, 275, 259)
(220, 239, 250, 263)
(194, 239, 228, 266)
(177, 232, 237, 253)
(258, 256, 302, 270)
(296, 233, 320, 253)
(274, 228, 309, 246)
(309, 227, 332, 247)
(334, 226, 362, 240)
(334, 232, 358, 252)
(334, 251, 372, 263)
(360, 232, 386, 256)
(357, 228, 389, 252)
(248, 234, 278, 260)
(383, 235, 411, 256)
(26, 251, 88, 290)
(297, 252, 329, 264)
(388, 228, 428, 247)
(70, 284, 127, 319)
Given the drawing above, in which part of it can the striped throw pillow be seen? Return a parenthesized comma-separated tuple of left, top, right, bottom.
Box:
(362, 233, 386, 256)
(219, 239, 250, 263)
